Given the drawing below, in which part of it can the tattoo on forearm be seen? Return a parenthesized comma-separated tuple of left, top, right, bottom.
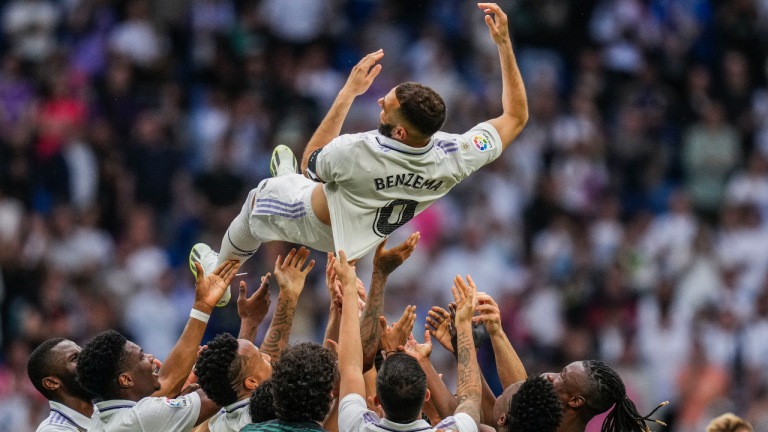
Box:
(455, 327, 482, 422)
(260, 298, 296, 360)
(360, 270, 387, 370)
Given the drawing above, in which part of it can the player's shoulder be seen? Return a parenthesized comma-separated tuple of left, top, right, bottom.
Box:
(137, 394, 198, 414)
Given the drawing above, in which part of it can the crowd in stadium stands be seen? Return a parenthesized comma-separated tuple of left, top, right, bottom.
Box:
(1, 0, 768, 431)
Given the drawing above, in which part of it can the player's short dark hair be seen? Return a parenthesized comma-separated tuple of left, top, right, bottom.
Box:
(376, 352, 427, 423)
(270, 342, 338, 423)
(76, 330, 129, 399)
(395, 82, 446, 137)
(249, 378, 277, 424)
(507, 376, 563, 432)
(195, 333, 244, 406)
(27, 338, 66, 398)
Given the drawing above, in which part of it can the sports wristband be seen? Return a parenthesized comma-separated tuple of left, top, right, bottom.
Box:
(190, 308, 211, 323)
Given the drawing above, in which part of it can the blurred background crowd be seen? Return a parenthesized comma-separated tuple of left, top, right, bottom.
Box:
(0, 0, 767, 431)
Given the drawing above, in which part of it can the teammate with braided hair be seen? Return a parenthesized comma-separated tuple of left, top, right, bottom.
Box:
(77, 260, 241, 432)
(194, 333, 272, 432)
(544, 360, 667, 432)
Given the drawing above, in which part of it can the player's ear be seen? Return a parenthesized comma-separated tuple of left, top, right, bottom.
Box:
(118, 372, 133, 388)
(392, 125, 407, 141)
(42, 376, 61, 392)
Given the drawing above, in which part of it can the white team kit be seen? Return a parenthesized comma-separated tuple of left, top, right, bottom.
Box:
(36, 401, 94, 432)
(249, 122, 503, 259)
(89, 395, 201, 432)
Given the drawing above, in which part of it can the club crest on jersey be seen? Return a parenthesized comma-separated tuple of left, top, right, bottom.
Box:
(472, 134, 493, 152)
(460, 141, 470, 152)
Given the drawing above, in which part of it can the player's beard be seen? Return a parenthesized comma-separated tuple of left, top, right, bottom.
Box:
(63, 372, 95, 402)
(378, 120, 395, 138)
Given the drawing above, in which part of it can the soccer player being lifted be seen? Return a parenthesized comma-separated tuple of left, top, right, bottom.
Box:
(191, 3, 528, 306)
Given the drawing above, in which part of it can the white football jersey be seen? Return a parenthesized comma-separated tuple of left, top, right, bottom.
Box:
(90, 394, 201, 432)
(36, 401, 94, 432)
(306, 122, 503, 259)
(207, 399, 250, 432)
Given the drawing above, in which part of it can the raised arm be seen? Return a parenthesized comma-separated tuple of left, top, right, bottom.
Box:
(361, 233, 420, 370)
(153, 261, 240, 398)
(260, 248, 315, 360)
(453, 275, 482, 424)
(336, 250, 367, 400)
(479, 3, 528, 149)
(474, 293, 527, 388)
(301, 50, 384, 175)
(237, 276, 272, 342)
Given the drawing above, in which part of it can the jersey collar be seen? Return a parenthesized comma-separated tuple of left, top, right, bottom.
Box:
(224, 398, 249, 414)
(376, 418, 432, 432)
(48, 401, 92, 431)
(96, 399, 137, 419)
(374, 134, 434, 156)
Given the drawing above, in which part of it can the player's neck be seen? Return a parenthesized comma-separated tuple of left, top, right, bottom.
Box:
(53, 393, 94, 418)
(397, 136, 431, 148)
(557, 411, 590, 432)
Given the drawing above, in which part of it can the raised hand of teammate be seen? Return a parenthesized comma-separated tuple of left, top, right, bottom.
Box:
(342, 49, 384, 97)
(378, 305, 417, 352)
(193, 260, 241, 312)
(373, 232, 420, 276)
(478, 3, 510, 45)
(426, 306, 454, 354)
(274, 247, 315, 300)
(453, 275, 479, 325)
(399, 331, 433, 362)
(473, 292, 502, 335)
(237, 276, 272, 342)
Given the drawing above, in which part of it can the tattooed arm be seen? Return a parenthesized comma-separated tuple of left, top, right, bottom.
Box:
(260, 248, 315, 360)
(360, 233, 420, 371)
(453, 275, 482, 424)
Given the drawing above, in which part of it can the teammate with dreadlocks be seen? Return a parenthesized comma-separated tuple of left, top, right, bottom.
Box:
(544, 360, 667, 432)
(195, 333, 272, 432)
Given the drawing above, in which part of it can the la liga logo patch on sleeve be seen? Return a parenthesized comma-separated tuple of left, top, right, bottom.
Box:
(472, 134, 492, 152)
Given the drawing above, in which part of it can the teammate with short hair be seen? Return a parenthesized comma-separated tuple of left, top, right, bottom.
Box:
(77, 261, 240, 432)
(241, 342, 338, 432)
(190, 3, 528, 307)
(28, 338, 95, 432)
(194, 333, 272, 432)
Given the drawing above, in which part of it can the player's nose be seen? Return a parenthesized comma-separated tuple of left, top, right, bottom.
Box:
(543, 373, 555, 382)
(378, 98, 384, 108)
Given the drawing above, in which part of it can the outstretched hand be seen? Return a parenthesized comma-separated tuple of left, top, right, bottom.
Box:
(194, 261, 240, 312)
(478, 3, 510, 45)
(426, 306, 454, 354)
(332, 250, 358, 292)
(379, 305, 417, 352)
(399, 331, 433, 362)
(274, 247, 315, 300)
(373, 232, 420, 275)
(238, 276, 272, 327)
(342, 50, 384, 96)
(453, 275, 479, 325)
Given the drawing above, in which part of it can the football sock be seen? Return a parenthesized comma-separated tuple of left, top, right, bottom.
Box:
(216, 196, 261, 268)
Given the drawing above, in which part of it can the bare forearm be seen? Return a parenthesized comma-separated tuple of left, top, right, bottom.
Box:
(339, 280, 366, 398)
(238, 319, 261, 343)
(480, 374, 496, 426)
(360, 270, 387, 371)
(455, 321, 482, 423)
(489, 40, 528, 147)
(419, 358, 458, 418)
(155, 303, 209, 397)
(301, 90, 356, 172)
(491, 332, 526, 388)
(324, 311, 341, 348)
(260, 294, 297, 360)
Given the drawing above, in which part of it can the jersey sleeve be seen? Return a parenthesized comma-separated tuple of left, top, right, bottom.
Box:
(338, 394, 380, 432)
(305, 134, 362, 184)
(135, 393, 202, 432)
(455, 122, 504, 180)
(435, 413, 479, 432)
